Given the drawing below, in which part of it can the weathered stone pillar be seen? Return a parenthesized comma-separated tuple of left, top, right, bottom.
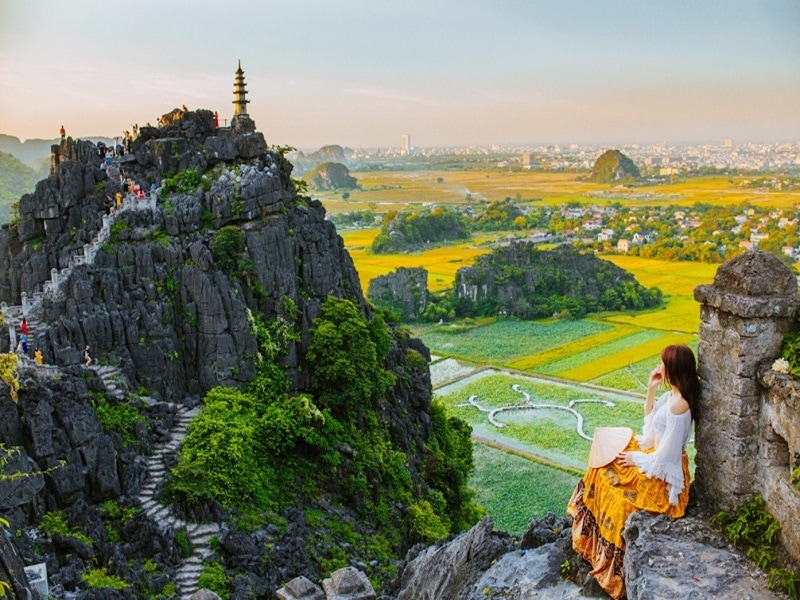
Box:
(693, 251, 800, 512)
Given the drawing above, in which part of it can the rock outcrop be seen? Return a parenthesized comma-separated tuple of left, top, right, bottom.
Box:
(367, 267, 428, 321)
(454, 243, 659, 319)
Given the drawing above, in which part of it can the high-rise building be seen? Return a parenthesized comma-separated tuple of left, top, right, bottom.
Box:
(401, 134, 411, 155)
(522, 152, 533, 168)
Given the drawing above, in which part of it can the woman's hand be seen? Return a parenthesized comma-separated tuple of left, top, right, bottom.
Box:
(617, 451, 635, 467)
(647, 364, 664, 390)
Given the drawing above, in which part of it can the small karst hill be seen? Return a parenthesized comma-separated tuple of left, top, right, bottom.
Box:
(303, 161, 359, 190)
(590, 149, 641, 183)
(291, 144, 350, 175)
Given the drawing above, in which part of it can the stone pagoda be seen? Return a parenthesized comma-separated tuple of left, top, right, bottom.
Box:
(231, 60, 255, 133)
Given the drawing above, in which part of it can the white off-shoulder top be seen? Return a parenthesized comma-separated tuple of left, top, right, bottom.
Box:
(629, 391, 692, 505)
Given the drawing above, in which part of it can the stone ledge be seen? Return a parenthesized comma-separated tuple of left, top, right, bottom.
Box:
(695, 284, 800, 318)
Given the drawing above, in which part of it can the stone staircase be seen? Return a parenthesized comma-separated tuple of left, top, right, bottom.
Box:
(136, 402, 219, 599)
(1, 171, 158, 353)
(92, 365, 218, 598)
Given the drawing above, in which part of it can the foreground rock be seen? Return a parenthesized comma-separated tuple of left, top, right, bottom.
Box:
(386, 511, 784, 600)
(623, 512, 781, 600)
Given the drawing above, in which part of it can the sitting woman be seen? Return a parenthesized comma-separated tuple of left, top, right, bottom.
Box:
(567, 344, 699, 599)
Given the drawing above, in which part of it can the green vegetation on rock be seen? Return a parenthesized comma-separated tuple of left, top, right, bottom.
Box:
(166, 297, 480, 589)
(372, 206, 470, 254)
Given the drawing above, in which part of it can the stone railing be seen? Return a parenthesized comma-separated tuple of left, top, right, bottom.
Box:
(3, 190, 159, 352)
(694, 250, 800, 563)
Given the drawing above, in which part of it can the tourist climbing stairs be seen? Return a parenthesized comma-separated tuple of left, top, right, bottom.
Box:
(2, 170, 158, 354)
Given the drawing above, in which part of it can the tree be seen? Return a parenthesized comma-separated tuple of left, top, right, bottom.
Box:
(306, 297, 395, 420)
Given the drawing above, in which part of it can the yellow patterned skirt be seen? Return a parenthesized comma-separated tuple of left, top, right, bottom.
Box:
(567, 439, 690, 599)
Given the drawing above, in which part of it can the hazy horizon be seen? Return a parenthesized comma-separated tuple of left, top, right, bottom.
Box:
(1, 0, 798, 149)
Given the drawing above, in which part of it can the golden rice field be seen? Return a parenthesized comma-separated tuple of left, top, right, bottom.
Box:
(342, 228, 500, 293)
(317, 171, 799, 214)
(507, 324, 641, 370)
(555, 331, 696, 381)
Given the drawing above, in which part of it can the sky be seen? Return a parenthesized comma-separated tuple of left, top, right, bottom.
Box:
(0, 0, 798, 150)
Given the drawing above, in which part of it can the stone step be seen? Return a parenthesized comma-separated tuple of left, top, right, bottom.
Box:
(186, 523, 219, 537)
(175, 571, 202, 584)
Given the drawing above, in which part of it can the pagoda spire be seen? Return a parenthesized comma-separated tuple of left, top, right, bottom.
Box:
(232, 59, 250, 117)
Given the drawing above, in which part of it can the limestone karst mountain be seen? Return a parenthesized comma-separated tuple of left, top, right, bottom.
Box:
(0, 102, 797, 598)
(0, 108, 477, 598)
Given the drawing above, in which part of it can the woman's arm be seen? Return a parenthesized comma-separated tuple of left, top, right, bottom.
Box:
(644, 364, 664, 416)
(623, 410, 692, 505)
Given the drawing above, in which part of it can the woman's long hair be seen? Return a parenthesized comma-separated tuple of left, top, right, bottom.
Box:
(662, 344, 700, 420)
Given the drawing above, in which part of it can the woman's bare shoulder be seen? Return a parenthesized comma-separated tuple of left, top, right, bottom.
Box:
(669, 396, 691, 416)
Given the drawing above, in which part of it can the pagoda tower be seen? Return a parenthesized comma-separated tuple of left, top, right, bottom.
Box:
(231, 60, 255, 132)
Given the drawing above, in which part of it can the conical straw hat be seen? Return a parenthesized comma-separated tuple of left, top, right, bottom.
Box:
(588, 426, 633, 468)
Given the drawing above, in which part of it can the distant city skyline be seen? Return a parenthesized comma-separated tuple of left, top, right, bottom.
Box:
(0, 0, 798, 149)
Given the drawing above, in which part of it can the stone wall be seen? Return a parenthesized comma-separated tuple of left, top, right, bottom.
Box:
(694, 250, 800, 562)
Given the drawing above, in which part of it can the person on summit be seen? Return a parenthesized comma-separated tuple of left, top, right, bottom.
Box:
(567, 344, 698, 599)
(59, 124, 66, 140)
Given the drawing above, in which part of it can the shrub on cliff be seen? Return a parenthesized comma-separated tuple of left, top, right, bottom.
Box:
(167, 297, 479, 553)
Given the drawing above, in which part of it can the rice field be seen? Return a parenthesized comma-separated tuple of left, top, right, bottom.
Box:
(470, 443, 580, 535)
(413, 320, 611, 365)
(334, 169, 719, 525)
(437, 370, 696, 529)
(436, 372, 645, 467)
(318, 171, 787, 212)
(341, 228, 498, 293)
